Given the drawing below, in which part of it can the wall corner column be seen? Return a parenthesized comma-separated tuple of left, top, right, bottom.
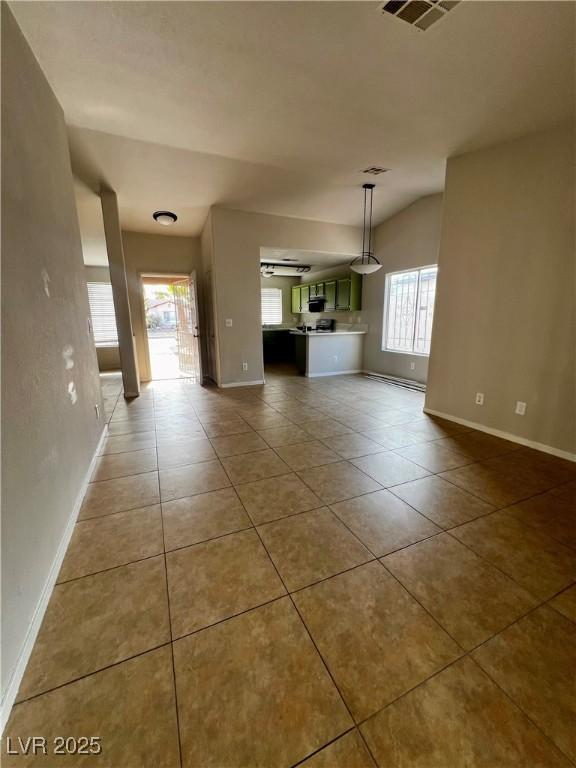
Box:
(100, 187, 140, 397)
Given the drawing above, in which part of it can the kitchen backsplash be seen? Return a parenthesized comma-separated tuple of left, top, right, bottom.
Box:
(300, 310, 368, 332)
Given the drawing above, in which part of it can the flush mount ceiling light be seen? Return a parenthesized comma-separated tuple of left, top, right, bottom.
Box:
(152, 210, 178, 226)
(350, 183, 382, 275)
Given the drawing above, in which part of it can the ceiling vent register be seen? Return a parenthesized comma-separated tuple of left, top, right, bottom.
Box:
(380, 0, 461, 31)
(362, 167, 389, 175)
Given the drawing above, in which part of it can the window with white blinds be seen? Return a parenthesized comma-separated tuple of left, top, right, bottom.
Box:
(261, 288, 283, 325)
(87, 282, 119, 347)
(383, 266, 438, 355)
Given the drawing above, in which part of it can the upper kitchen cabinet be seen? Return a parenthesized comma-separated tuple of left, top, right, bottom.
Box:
(291, 271, 362, 313)
(291, 285, 301, 313)
(311, 282, 324, 297)
(349, 272, 362, 310)
(336, 278, 351, 310)
(324, 280, 336, 311)
(300, 284, 310, 312)
(335, 273, 362, 311)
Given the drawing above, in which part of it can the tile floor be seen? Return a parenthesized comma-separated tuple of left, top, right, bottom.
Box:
(4, 370, 576, 767)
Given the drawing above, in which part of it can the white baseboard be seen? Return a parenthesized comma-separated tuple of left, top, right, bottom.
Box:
(220, 379, 265, 388)
(423, 408, 576, 462)
(0, 424, 108, 735)
(305, 369, 362, 378)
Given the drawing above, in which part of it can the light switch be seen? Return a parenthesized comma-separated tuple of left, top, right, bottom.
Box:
(225, 319, 233, 327)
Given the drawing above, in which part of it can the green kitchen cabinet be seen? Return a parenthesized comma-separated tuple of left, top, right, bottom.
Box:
(324, 280, 336, 311)
(291, 285, 301, 313)
(291, 272, 361, 313)
(336, 278, 351, 310)
(313, 282, 324, 297)
(349, 272, 362, 311)
(335, 273, 362, 311)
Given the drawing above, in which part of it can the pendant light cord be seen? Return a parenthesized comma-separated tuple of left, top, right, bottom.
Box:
(361, 185, 367, 264)
(368, 185, 373, 259)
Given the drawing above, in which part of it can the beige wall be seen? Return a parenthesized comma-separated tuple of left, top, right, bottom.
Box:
(1, 6, 104, 712)
(260, 275, 300, 327)
(426, 125, 575, 456)
(121, 230, 202, 381)
(362, 195, 444, 383)
(211, 208, 361, 385)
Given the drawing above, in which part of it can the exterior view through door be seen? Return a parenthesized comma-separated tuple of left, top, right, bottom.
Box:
(142, 274, 201, 380)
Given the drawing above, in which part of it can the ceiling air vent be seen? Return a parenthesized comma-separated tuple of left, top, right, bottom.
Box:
(362, 166, 389, 175)
(380, 0, 460, 31)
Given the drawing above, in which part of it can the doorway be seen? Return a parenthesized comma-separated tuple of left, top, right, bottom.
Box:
(141, 274, 201, 381)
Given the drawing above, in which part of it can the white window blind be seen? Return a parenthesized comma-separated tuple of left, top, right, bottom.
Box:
(383, 266, 438, 355)
(261, 288, 283, 325)
(87, 282, 118, 347)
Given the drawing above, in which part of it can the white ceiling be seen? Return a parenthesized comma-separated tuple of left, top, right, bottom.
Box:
(11, 1, 575, 237)
(260, 247, 354, 276)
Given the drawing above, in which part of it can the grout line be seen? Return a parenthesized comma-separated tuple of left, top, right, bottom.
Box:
(467, 655, 576, 767)
(376, 558, 467, 652)
(12, 642, 173, 708)
(22, 372, 572, 765)
(153, 387, 184, 768)
(252, 529, 360, 729)
(170, 594, 288, 645)
(56, 551, 165, 586)
(87, 467, 160, 487)
(288, 727, 356, 768)
(216, 451, 362, 732)
(76, 494, 161, 523)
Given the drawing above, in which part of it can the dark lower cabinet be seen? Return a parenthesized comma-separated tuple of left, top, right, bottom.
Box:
(262, 330, 295, 363)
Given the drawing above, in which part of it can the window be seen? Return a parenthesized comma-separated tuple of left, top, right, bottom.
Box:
(87, 282, 118, 347)
(261, 287, 283, 325)
(383, 266, 438, 355)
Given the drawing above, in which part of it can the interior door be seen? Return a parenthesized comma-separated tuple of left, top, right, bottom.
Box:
(172, 274, 202, 379)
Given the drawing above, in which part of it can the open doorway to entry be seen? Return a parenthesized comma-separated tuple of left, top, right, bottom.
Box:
(141, 274, 201, 381)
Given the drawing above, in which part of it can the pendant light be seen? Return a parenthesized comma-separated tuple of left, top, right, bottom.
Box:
(350, 183, 382, 275)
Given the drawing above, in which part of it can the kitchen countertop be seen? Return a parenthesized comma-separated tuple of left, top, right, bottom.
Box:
(290, 330, 367, 336)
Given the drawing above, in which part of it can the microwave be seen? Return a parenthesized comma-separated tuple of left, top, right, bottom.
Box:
(308, 297, 326, 312)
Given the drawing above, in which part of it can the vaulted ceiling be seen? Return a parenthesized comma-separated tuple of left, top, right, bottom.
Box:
(11, 0, 575, 236)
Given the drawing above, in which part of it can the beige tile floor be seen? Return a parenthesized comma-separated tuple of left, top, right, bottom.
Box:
(4, 370, 576, 767)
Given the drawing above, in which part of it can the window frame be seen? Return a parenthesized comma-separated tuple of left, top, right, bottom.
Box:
(261, 287, 283, 326)
(382, 264, 438, 356)
(87, 281, 119, 348)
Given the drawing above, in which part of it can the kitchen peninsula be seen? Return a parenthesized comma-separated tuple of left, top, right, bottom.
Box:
(290, 329, 366, 377)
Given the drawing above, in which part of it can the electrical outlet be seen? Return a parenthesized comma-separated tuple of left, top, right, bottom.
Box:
(515, 401, 527, 416)
(242, 362, 248, 371)
(225, 319, 233, 327)
(410, 362, 415, 370)
(475, 392, 484, 406)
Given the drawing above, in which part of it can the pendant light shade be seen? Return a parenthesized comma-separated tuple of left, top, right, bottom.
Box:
(350, 183, 382, 275)
(350, 262, 382, 275)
